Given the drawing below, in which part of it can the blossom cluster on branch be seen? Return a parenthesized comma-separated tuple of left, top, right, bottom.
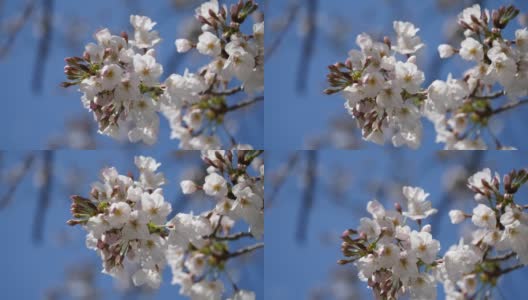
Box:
(339, 167, 528, 299)
(326, 4, 528, 150)
(62, 0, 263, 149)
(67, 150, 264, 299)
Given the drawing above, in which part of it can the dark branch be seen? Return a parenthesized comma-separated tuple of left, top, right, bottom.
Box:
(0, 0, 36, 59)
(296, 0, 318, 93)
(296, 150, 317, 243)
(267, 152, 300, 207)
(32, 150, 54, 244)
(31, 0, 54, 93)
(265, 2, 301, 61)
(0, 154, 36, 210)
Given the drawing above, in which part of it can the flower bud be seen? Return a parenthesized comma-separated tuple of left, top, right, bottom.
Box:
(449, 210, 466, 224)
(383, 36, 391, 49)
(394, 202, 402, 214)
(438, 44, 455, 58)
(504, 174, 513, 192)
(180, 180, 198, 194)
(175, 39, 192, 53)
(421, 224, 431, 233)
(337, 259, 353, 265)
(359, 232, 367, 240)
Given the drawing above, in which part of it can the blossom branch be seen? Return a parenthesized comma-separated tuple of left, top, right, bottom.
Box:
(324, 3, 528, 149)
(69, 151, 264, 297)
(63, 0, 263, 149)
(339, 166, 528, 299)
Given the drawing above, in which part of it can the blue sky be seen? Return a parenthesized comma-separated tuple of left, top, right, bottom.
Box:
(0, 0, 263, 149)
(265, 0, 528, 150)
(0, 150, 263, 299)
(265, 149, 528, 299)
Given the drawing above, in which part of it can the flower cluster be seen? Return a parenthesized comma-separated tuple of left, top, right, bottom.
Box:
(426, 4, 527, 149)
(339, 186, 439, 299)
(180, 150, 264, 239)
(62, 16, 163, 144)
(325, 21, 426, 148)
(439, 167, 528, 299)
(68, 151, 263, 299)
(163, 0, 264, 149)
(67, 156, 170, 288)
(326, 4, 528, 150)
(339, 167, 528, 300)
(63, 0, 263, 149)
(165, 150, 264, 299)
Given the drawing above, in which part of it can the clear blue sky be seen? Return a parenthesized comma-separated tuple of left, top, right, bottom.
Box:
(0, 150, 263, 299)
(0, 0, 263, 149)
(265, 149, 528, 299)
(264, 0, 528, 150)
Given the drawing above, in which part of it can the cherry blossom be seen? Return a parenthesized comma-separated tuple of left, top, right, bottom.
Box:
(67, 150, 264, 299)
(63, 0, 264, 149)
(339, 167, 528, 299)
(326, 4, 528, 150)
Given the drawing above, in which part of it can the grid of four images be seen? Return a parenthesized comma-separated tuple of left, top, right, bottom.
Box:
(2, 0, 528, 299)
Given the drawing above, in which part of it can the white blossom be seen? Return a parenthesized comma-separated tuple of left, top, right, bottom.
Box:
(471, 204, 496, 229)
(449, 210, 466, 224)
(180, 180, 198, 194)
(197, 31, 222, 57)
(392, 21, 424, 55)
(175, 39, 192, 53)
(402, 186, 437, 220)
(438, 44, 455, 58)
(459, 37, 484, 61)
